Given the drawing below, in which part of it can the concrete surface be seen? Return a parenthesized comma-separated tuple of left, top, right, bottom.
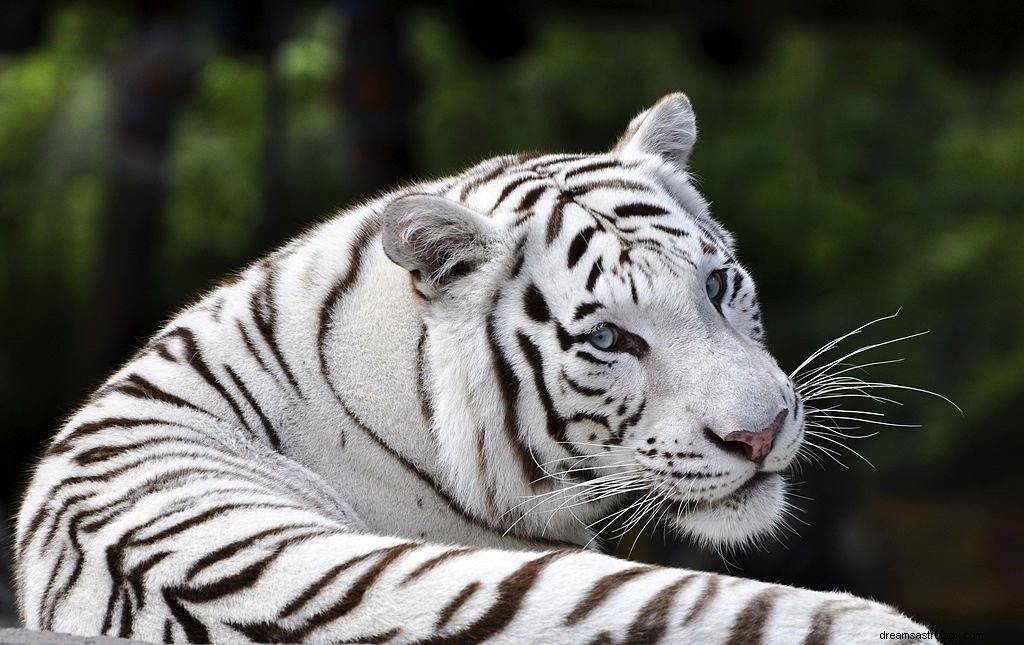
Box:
(0, 629, 147, 645)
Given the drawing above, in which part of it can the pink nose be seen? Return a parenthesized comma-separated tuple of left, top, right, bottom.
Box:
(722, 409, 789, 463)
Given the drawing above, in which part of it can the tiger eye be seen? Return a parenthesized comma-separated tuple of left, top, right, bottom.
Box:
(588, 324, 619, 350)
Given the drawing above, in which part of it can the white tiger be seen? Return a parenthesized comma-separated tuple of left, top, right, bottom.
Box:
(16, 93, 936, 643)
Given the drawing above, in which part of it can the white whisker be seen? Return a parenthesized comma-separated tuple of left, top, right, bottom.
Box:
(812, 414, 920, 429)
(800, 440, 848, 468)
(789, 310, 902, 379)
(804, 432, 875, 467)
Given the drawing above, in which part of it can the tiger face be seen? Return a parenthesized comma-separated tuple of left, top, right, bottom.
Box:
(383, 93, 804, 548)
(512, 179, 803, 548)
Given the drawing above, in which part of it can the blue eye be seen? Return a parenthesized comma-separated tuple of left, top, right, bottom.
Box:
(588, 324, 619, 351)
(705, 270, 726, 304)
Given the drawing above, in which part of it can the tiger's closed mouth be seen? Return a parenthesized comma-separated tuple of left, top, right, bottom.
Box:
(657, 472, 773, 514)
(727, 472, 770, 498)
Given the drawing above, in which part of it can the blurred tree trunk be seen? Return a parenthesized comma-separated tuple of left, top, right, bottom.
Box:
(338, 0, 417, 198)
(255, 1, 292, 254)
(79, 7, 197, 386)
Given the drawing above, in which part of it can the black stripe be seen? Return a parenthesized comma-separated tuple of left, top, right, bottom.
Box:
(162, 327, 254, 436)
(237, 319, 277, 381)
(232, 543, 417, 642)
(561, 369, 605, 397)
(565, 566, 651, 626)
(570, 178, 652, 195)
(418, 551, 566, 644)
(119, 450, 328, 522)
(729, 271, 745, 306)
(74, 436, 184, 467)
(516, 331, 571, 448)
(250, 267, 304, 397)
(573, 302, 603, 321)
(585, 259, 603, 292)
(625, 575, 695, 642)
(564, 159, 621, 180)
(546, 192, 574, 245)
(32, 467, 175, 553)
(209, 296, 226, 323)
(516, 185, 547, 213)
(802, 601, 841, 645)
(416, 325, 436, 433)
(555, 323, 575, 351)
(33, 461, 324, 593)
(575, 351, 613, 366)
(163, 590, 209, 643)
(725, 588, 779, 645)
(523, 283, 551, 323)
(42, 537, 84, 630)
(460, 163, 509, 201)
(493, 175, 536, 210)
(126, 550, 171, 609)
(683, 575, 720, 624)
(617, 399, 646, 436)
(316, 216, 382, 371)
(437, 582, 481, 631)
(99, 503, 315, 599)
(151, 339, 177, 363)
(651, 223, 690, 237)
(166, 530, 330, 640)
(117, 588, 133, 638)
(486, 312, 546, 485)
(614, 202, 669, 218)
(528, 153, 587, 171)
(509, 236, 528, 278)
(224, 364, 282, 450)
(186, 526, 313, 579)
(38, 550, 66, 629)
(132, 503, 298, 549)
(317, 215, 383, 448)
(401, 546, 480, 584)
(277, 548, 385, 619)
(476, 427, 497, 518)
(109, 374, 214, 418)
(569, 412, 611, 430)
(46, 417, 172, 457)
(567, 226, 596, 269)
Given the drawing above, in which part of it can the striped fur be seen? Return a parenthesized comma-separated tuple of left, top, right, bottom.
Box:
(16, 94, 933, 643)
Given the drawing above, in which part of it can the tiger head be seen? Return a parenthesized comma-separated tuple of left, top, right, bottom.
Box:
(382, 93, 804, 549)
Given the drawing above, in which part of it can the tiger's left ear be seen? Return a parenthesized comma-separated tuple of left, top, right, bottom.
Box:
(382, 194, 495, 295)
(614, 92, 697, 172)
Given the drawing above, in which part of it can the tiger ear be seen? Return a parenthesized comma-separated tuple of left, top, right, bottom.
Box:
(382, 194, 495, 294)
(614, 92, 697, 172)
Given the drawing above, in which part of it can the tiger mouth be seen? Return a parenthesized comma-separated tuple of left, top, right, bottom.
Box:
(658, 472, 773, 513)
(717, 472, 771, 503)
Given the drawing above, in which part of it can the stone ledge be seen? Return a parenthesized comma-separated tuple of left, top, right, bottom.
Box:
(0, 628, 146, 645)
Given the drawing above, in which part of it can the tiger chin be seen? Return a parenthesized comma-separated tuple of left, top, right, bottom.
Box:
(16, 92, 937, 644)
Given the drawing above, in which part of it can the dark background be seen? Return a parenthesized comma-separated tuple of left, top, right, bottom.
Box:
(1, 0, 1021, 639)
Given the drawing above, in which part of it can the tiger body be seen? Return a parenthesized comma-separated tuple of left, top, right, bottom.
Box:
(16, 94, 933, 643)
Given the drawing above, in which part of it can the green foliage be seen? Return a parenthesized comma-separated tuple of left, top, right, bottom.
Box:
(0, 5, 119, 301)
(164, 56, 267, 287)
(1, 4, 1021, 495)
